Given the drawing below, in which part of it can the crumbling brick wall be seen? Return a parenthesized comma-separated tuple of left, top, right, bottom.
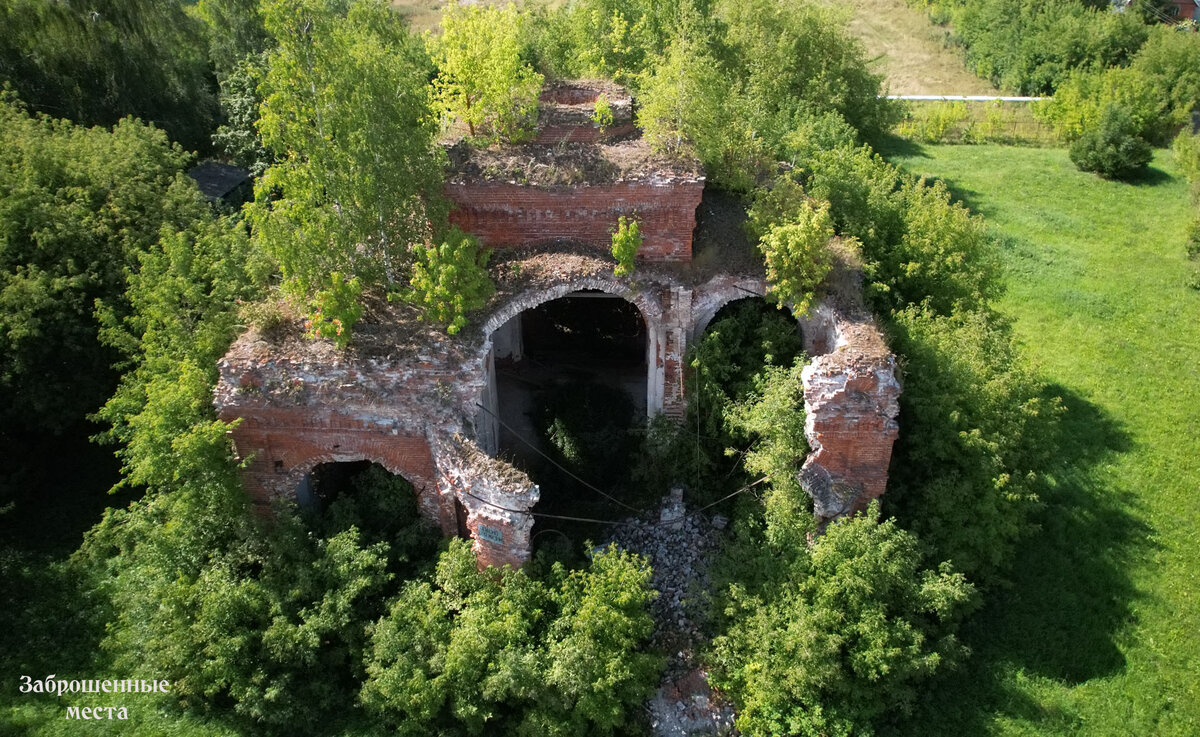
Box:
(216, 253, 901, 568)
(446, 179, 705, 261)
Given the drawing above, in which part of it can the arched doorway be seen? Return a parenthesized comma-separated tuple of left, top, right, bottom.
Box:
(484, 289, 654, 554)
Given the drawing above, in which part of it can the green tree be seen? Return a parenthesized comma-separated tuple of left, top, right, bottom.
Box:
(250, 0, 463, 342)
(212, 51, 274, 176)
(195, 0, 273, 77)
(406, 228, 494, 335)
(433, 1, 544, 142)
(0, 0, 218, 150)
(361, 540, 661, 736)
(0, 96, 207, 433)
(755, 201, 835, 316)
(1069, 103, 1152, 180)
(886, 306, 1058, 582)
(712, 505, 976, 737)
(725, 360, 811, 547)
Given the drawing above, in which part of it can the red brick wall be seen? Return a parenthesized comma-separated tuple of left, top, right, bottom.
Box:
(445, 180, 704, 262)
(222, 406, 455, 534)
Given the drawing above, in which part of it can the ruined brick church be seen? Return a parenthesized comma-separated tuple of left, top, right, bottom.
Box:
(214, 82, 901, 567)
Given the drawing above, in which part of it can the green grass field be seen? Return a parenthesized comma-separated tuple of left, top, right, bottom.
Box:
(886, 143, 1200, 735)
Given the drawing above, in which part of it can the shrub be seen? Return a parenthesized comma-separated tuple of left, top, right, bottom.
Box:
(406, 227, 494, 335)
(711, 505, 976, 737)
(433, 1, 544, 142)
(361, 540, 661, 736)
(885, 306, 1058, 582)
(757, 206, 836, 316)
(896, 101, 971, 143)
(305, 272, 363, 349)
(1069, 104, 1152, 180)
(591, 92, 614, 129)
(610, 215, 641, 276)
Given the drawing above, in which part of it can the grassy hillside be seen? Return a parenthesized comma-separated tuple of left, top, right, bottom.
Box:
(887, 143, 1199, 735)
(815, 0, 995, 96)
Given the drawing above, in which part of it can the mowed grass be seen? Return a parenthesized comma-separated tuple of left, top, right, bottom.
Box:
(886, 143, 1200, 735)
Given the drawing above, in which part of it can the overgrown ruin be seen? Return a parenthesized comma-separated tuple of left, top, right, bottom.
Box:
(215, 82, 901, 568)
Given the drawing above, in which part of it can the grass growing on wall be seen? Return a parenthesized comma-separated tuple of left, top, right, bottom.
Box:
(887, 143, 1200, 736)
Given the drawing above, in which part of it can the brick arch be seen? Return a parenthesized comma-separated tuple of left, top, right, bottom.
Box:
(690, 276, 773, 342)
(472, 276, 668, 452)
(290, 453, 422, 494)
(480, 274, 664, 342)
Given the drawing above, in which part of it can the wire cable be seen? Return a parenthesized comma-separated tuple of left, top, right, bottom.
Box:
(456, 474, 771, 530)
(475, 401, 643, 512)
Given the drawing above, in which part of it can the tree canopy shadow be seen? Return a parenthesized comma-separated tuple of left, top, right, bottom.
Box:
(890, 384, 1149, 735)
(1124, 164, 1174, 188)
(874, 134, 931, 160)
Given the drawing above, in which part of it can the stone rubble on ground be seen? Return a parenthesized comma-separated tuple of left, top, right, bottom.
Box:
(601, 490, 738, 736)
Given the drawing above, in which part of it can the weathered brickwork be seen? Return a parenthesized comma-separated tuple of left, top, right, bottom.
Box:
(216, 255, 900, 566)
(216, 81, 901, 566)
(446, 180, 705, 261)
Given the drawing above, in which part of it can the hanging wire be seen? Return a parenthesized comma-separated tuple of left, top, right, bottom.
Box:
(457, 475, 771, 531)
(475, 401, 642, 512)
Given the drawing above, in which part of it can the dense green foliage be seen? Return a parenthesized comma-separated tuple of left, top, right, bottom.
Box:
(713, 506, 975, 737)
(362, 540, 660, 736)
(250, 0, 492, 341)
(1173, 130, 1200, 283)
(406, 227, 494, 335)
(251, 0, 440, 303)
(754, 200, 835, 315)
(0, 0, 219, 151)
(1068, 104, 1153, 179)
(635, 0, 898, 189)
(912, 0, 1148, 95)
(1035, 27, 1200, 147)
(0, 97, 208, 433)
(805, 141, 1051, 582)
(432, 1, 543, 142)
(212, 51, 274, 176)
(539, 382, 638, 490)
(682, 300, 805, 495)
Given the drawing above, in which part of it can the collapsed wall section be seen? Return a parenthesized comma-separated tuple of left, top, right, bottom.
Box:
(795, 253, 901, 527)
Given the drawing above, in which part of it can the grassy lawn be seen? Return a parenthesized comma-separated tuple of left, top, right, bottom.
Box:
(887, 143, 1200, 735)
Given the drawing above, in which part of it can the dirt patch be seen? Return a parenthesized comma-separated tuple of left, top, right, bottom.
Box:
(816, 0, 995, 96)
(445, 137, 699, 187)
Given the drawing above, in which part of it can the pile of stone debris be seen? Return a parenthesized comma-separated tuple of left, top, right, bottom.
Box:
(602, 489, 738, 736)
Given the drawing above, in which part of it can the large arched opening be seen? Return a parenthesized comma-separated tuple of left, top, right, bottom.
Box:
(294, 459, 442, 570)
(479, 287, 660, 555)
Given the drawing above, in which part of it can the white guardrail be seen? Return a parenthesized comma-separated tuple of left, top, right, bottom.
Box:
(886, 95, 1047, 101)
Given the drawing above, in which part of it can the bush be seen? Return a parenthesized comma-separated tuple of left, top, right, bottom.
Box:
(610, 215, 641, 276)
(711, 505, 976, 737)
(1069, 104, 1152, 180)
(361, 540, 661, 736)
(756, 204, 836, 316)
(885, 306, 1058, 582)
(685, 300, 805, 495)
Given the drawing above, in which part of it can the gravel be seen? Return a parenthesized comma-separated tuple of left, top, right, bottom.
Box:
(601, 492, 739, 736)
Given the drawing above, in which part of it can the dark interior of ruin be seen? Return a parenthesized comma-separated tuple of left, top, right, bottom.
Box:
(493, 290, 649, 553)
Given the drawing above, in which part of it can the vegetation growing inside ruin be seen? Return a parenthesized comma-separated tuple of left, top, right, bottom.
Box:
(3, 0, 1195, 735)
